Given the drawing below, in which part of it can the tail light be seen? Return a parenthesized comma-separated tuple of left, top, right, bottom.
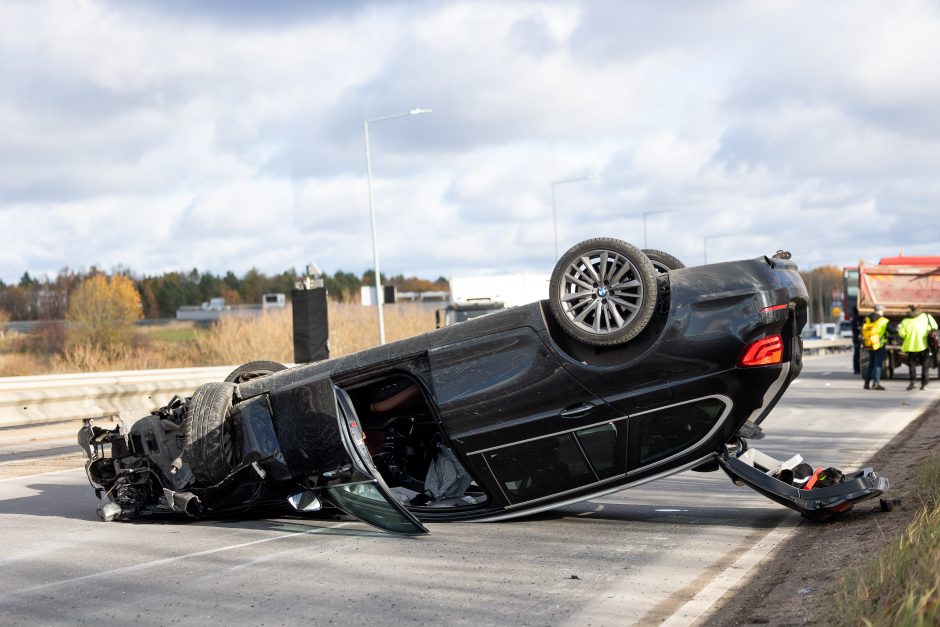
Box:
(738, 334, 784, 367)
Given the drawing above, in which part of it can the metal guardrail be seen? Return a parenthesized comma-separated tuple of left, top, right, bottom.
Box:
(1, 318, 180, 335)
(1, 320, 54, 334)
(803, 338, 852, 354)
(0, 366, 234, 429)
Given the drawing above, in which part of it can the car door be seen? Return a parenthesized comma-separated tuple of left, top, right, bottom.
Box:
(428, 326, 627, 507)
(267, 375, 428, 535)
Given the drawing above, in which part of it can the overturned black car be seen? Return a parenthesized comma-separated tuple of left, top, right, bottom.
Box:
(79, 238, 888, 534)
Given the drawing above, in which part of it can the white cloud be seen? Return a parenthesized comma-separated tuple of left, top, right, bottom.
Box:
(1, 0, 940, 286)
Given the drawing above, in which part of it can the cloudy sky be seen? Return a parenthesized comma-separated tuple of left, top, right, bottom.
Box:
(2, 0, 939, 284)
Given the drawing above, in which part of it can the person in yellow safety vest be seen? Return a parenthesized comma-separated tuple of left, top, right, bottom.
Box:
(898, 304, 938, 390)
(863, 304, 889, 390)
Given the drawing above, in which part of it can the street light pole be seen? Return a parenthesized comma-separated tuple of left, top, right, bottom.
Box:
(642, 209, 673, 249)
(364, 108, 432, 345)
(551, 175, 595, 260)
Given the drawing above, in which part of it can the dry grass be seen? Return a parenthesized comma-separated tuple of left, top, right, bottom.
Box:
(0, 303, 437, 376)
(188, 309, 295, 366)
(328, 303, 436, 355)
(829, 455, 940, 626)
(187, 303, 436, 364)
(0, 351, 47, 377)
(0, 322, 54, 376)
(49, 342, 182, 373)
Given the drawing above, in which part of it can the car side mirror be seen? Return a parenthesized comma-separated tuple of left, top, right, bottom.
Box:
(287, 491, 322, 512)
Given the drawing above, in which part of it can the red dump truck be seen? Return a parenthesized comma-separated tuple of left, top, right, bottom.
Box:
(852, 255, 940, 379)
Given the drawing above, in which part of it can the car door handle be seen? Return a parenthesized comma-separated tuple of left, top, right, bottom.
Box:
(560, 402, 594, 418)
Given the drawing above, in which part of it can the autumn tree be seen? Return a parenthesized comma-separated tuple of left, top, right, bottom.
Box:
(325, 270, 363, 302)
(66, 274, 143, 348)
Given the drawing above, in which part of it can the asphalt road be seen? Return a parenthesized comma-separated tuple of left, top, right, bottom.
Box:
(1, 353, 936, 626)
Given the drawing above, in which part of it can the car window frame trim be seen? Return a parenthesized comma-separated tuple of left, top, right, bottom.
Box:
(471, 394, 731, 510)
(466, 415, 630, 455)
(466, 394, 731, 458)
(476, 452, 717, 521)
(625, 394, 733, 476)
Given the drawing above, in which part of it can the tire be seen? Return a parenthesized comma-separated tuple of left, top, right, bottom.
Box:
(223, 360, 287, 384)
(549, 238, 658, 346)
(642, 249, 686, 274)
(184, 382, 237, 485)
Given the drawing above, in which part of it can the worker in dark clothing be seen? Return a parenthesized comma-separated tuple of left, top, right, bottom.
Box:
(851, 306, 863, 374)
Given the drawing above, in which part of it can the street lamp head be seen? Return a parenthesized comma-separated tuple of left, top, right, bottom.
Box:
(553, 174, 596, 187)
(409, 108, 433, 116)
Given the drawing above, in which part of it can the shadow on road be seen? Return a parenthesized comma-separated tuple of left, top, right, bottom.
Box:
(0, 481, 394, 539)
(558, 501, 790, 529)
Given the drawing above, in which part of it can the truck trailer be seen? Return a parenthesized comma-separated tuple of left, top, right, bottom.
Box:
(851, 255, 940, 380)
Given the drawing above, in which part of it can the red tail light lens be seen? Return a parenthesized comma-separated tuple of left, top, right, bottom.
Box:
(738, 334, 784, 367)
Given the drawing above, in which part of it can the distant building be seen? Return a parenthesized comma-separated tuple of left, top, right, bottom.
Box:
(176, 293, 286, 323)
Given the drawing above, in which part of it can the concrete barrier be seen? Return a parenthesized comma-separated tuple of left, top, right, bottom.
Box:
(0, 366, 235, 429)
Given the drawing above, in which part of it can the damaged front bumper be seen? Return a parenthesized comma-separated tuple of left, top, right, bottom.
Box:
(716, 438, 889, 520)
(78, 417, 206, 521)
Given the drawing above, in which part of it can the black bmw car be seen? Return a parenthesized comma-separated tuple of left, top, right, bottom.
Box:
(79, 238, 888, 534)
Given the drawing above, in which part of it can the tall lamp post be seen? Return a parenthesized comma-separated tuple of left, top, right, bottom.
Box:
(642, 209, 673, 249)
(551, 175, 594, 260)
(703, 234, 734, 265)
(364, 108, 432, 345)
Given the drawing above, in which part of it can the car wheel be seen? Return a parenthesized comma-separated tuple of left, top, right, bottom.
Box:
(549, 238, 658, 346)
(223, 360, 287, 384)
(184, 382, 237, 485)
(642, 249, 686, 274)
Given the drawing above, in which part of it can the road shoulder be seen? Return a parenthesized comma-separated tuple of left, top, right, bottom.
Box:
(702, 397, 940, 626)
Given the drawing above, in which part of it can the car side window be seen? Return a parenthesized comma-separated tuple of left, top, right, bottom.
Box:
(575, 422, 626, 479)
(629, 398, 726, 469)
(484, 433, 595, 504)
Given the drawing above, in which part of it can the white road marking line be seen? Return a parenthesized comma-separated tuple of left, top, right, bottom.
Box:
(0, 466, 84, 483)
(662, 389, 940, 626)
(660, 518, 801, 626)
(0, 521, 350, 598)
